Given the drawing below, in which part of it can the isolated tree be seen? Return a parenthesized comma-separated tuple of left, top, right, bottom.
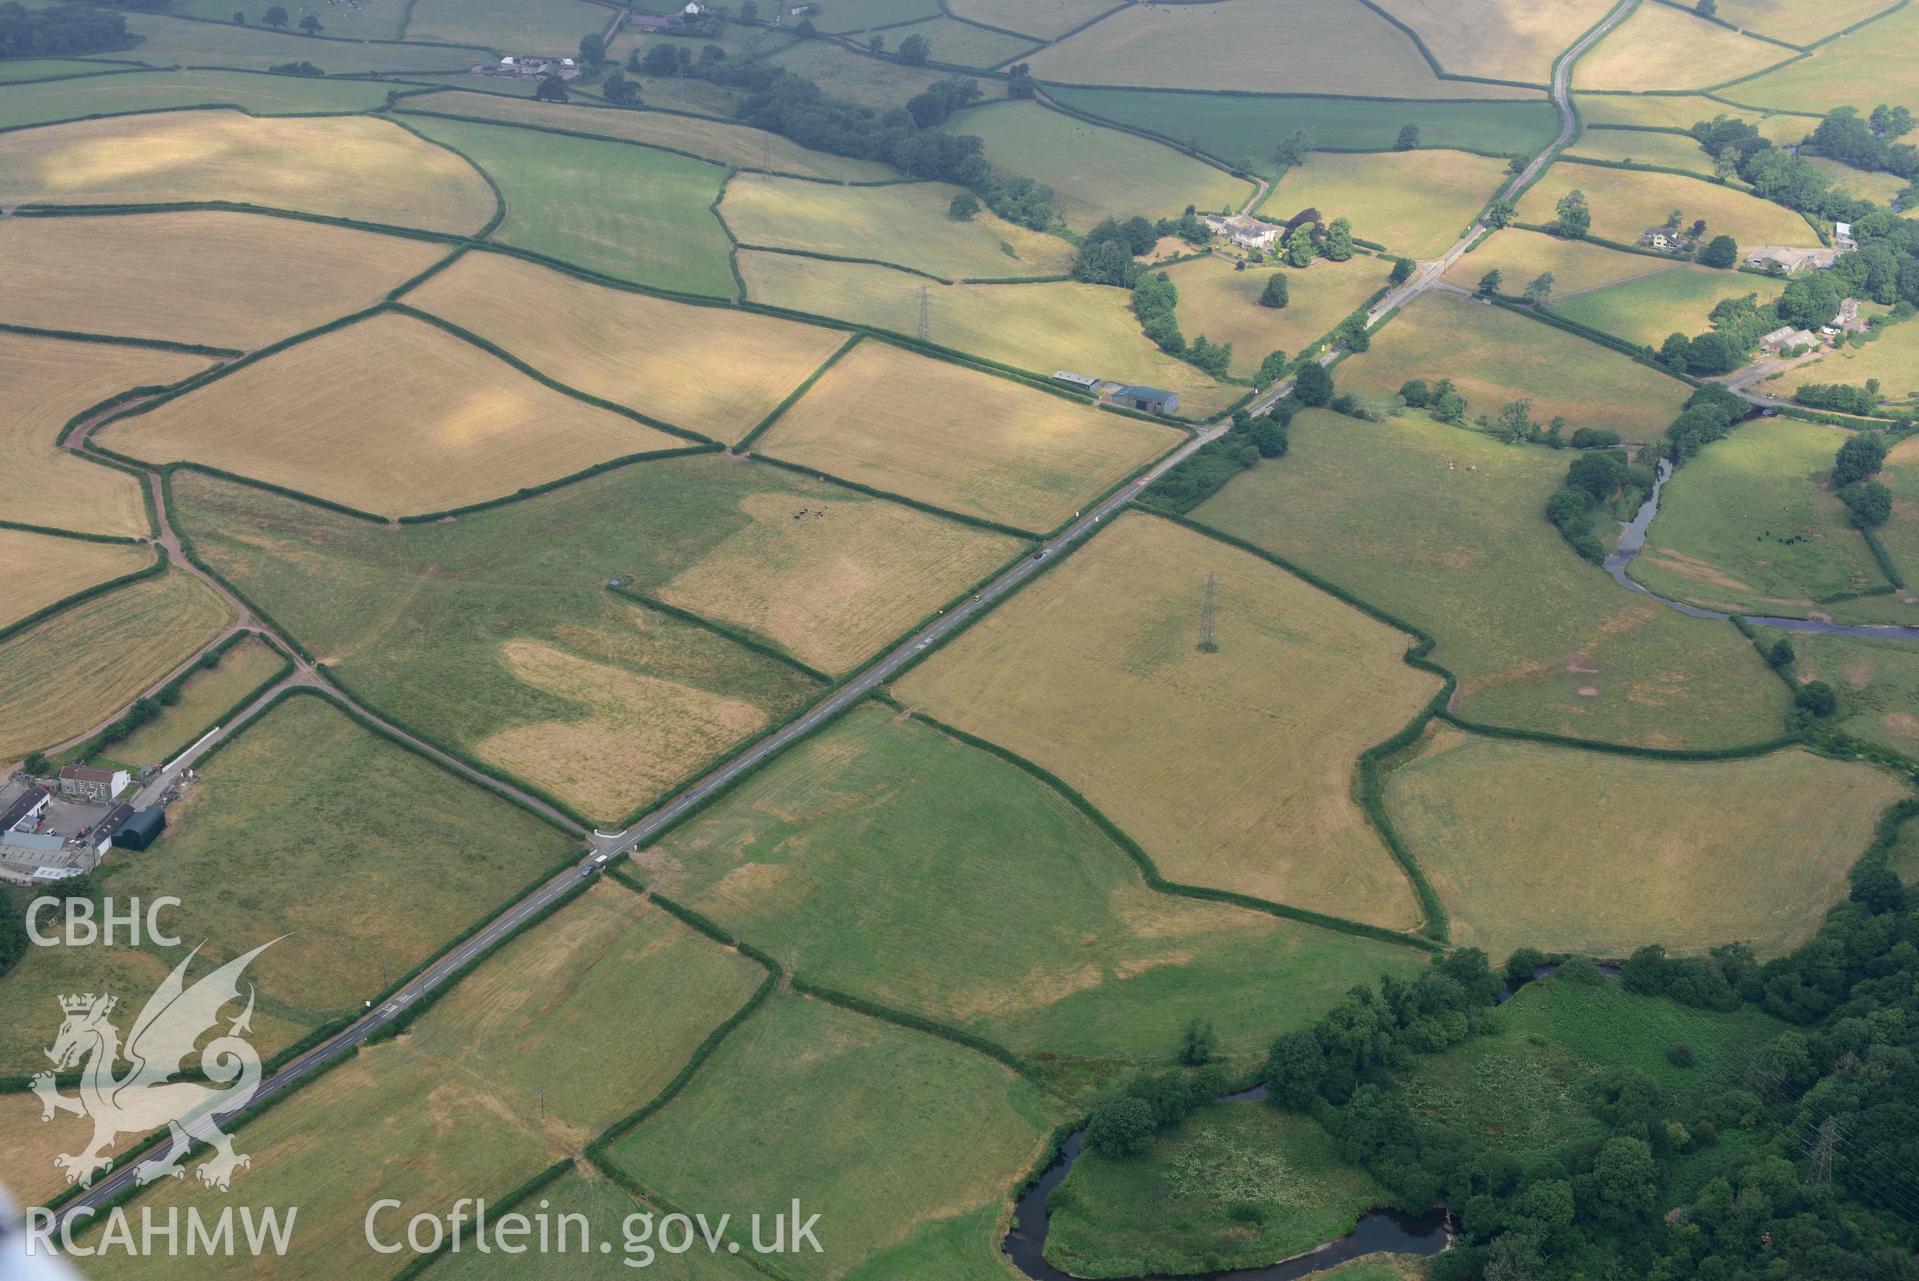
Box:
(297, 13, 320, 33)
(1178, 1019, 1217, 1066)
(1696, 0, 1717, 15)
(1389, 256, 1414, 285)
(1432, 386, 1467, 423)
(896, 32, 930, 64)
(1005, 62, 1036, 98)
(739, 0, 758, 19)
(1400, 378, 1430, 407)
(1250, 416, 1288, 455)
(1320, 216, 1354, 261)
(1699, 234, 1739, 268)
(1495, 398, 1537, 443)
(1767, 637, 1796, 668)
(867, 34, 884, 53)
(1833, 433, 1887, 486)
(947, 191, 980, 220)
(1842, 479, 1892, 527)
(1340, 314, 1370, 352)
(1485, 197, 1516, 229)
(22, 752, 50, 776)
(1554, 189, 1591, 239)
(1274, 127, 1312, 168)
(1798, 680, 1838, 716)
(232, 9, 245, 21)
(1477, 268, 1504, 297)
(262, 4, 287, 26)
(1283, 223, 1315, 267)
(1259, 273, 1289, 308)
(601, 68, 638, 103)
(579, 32, 605, 65)
(1257, 349, 1289, 383)
(1523, 272, 1555, 305)
(1086, 1097, 1157, 1158)
(534, 73, 570, 103)
(1293, 361, 1334, 407)
(795, 17, 815, 36)
(1395, 122, 1420, 150)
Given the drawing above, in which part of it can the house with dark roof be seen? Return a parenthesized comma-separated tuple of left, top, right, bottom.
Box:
(0, 782, 49, 835)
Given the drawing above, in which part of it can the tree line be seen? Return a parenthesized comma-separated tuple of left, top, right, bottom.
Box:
(0, 2, 134, 57)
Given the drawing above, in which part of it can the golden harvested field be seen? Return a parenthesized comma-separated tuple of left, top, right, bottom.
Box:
(896, 513, 1441, 930)
(1162, 255, 1392, 377)
(1577, 3, 1793, 90)
(1703, 0, 1919, 111)
(719, 176, 1075, 280)
(1567, 128, 1726, 179)
(660, 490, 1024, 675)
(1444, 229, 1683, 298)
(0, 111, 496, 233)
(1385, 727, 1907, 959)
(406, 252, 848, 444)
(0, 330, 206, 538)
(737, 251, 1241, 417)
(97, 313, 685, 518)
(955, 100, 1255, 229)
(1371, 0, 1618, 82)
(2, 1088, 153, 1211)
(67, 881, 768, 1281)
(399, 91, 896, 181)
(0, 212, 444, 348)
(0, 530, 151, 632)
(1709, 0, 1901, 46)
(1518, 162, 1822, 247)
(1024, 0, 1544, 97)
(1337, 292, 1690, 436)
(756, 341, 1181, 532)
(947, 0, 1115, 38)
(1573, 93, 1814, 144)
(1262, 150, 1511, 259)
(0, 570, 233, 761)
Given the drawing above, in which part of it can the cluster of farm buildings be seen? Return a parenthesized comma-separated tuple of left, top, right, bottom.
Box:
(0, 765, 168, 886)
(1051, 372, 1181, 416)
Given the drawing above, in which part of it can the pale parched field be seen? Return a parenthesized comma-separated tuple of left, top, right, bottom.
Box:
(1566, 127, 1728, 179)
(0, 570, 233, 761)
(755, 341, 1182, 532)
(1576, 3, 1793, 90)
(1192, 411, 1791, 748)
(1572, 93, 1814, 144)
(659, 489, 1024, 675)
(1385, 727, 1907, 959)
(719, 175, 1076, 280)
(406, 251, 848, 444)
(97, 312, 685, 518)
(1161, 254, 1392, 378)
(67, 881, 767, 1281)
(1720, 2, 1919, 112)
(0, 330, 206, 538)
(896, 513, 1440, 930)
(398, 91, 897, 182)
(954, 100, 1255, 230)
(0, 111, 496, 233)
(604, 991, 1057, 1281)
(0, 529, 151, 632)
(1708, 0, 1901, 44)
(1022, 0, 1544, 98)
(0, 69, 403, 132)
(0, 212, 445, 348)
(1518, 162, 1823, 248)
(1443, 228, 1687, 299)
(1262, 150, 1512, 259)
(1336, 291, 1690, 435)
(737, 251, 1241, 417)
(1369, 0, 1618, 83)
(947, 0, 1115, 39)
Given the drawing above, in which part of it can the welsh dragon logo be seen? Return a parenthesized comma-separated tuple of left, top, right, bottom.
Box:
(32, 941, 276, 1192)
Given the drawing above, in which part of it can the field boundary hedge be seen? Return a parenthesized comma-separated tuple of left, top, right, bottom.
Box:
(906, 706, 1443, 951)
(605, 584, 833, 684)
(730, 238, 956, 284)
(788, 975, 1048, 1083)
(745, 451, 1047, 540)
(733, 331, 861, 452)
(0, 320, 238, 358)
(1348, 0, 1551, 91)
(0, 546, 166, 647)
(389, 1160, 575, 1281)
(0, 518, 142, 547)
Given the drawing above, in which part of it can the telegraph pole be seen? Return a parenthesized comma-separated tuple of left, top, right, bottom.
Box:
(916, 284, 931, 342)
(1197, 572, 1218, 652)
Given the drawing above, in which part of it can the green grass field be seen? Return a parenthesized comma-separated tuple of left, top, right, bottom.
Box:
(0, 59, 117, 83)
(1518, 162, 1822, 248)
(1385, 726, 1904, 959)
(400, 115, 736, 296)
(761, 37, 953, 110)
(0, 692, 579, 1078)
(1403, 974, 1789, 1157)
(405, 0, 610, 50)
(1046, 1104, 1389, 1278)
(798, 0, 940, 33)
(946, 0, 1116, 39)
(80, 633, 286, 770)
(720, 174, 1075, 280)
(1631, 417, 1889, 614)
(1191, 410, 1791, 748)
(1049, 89, 1560, 179)
(58, 880, 766, 1280)
(1337, 291, 1691, 436)
(1804, 318, 1919, 404)
(1552, 265, 1786, 346)
(1787, 631, 1919, 760)
(871, 16, 1039, 67)
(1160, 254, 1390, 378)
(116, 8, 486, 71)
(171, 461, 1013, 819)
(736, 252, 1241, 418)
(1566, 127, 1728, 179)
(645, 704, 1427, 1074)
(163, 0, 408, 38)
(1574, 94, 1812, 144)
(0, 69, 399, 129)
(1719, 0, 1919, 113)
(954, 100, 1252, 230)
(1801, 155, 1913, 206)
(604, 991, 1057, 1280)
(1261, 150, 1511, 259)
